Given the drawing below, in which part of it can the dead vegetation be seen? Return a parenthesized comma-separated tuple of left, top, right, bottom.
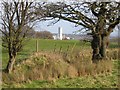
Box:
(2, 48, 118, 84)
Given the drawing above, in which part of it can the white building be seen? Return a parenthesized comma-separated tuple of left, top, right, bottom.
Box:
(53, 35, 57, 40)
(53, 27, 63, 40)
(58, 27, 63, 40)
(52, 27, 71, 40)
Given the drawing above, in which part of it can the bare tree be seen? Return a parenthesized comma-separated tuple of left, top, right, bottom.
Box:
(0, 1, 37, 73)
(37, 2, 120, 62)
(22, 25, 36, 38)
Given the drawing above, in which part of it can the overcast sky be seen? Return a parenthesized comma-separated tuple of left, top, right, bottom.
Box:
(34, 20, 82, 34)
(34, 19, 119, 37)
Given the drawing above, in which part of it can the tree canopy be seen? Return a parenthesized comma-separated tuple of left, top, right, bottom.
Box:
(0, 1, 38, 73)
(36, 2, 120, 61)
(37, 2, 120, 35)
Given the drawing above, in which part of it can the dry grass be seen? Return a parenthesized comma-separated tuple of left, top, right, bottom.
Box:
(2, 48, 116, 84)
(106, 48, 118, 60)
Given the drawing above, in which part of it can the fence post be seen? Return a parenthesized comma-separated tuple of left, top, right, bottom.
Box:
(36, 39, 38, 52)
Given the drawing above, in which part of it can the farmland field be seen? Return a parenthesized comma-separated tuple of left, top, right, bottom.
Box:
(2, 39, 119, 88)
(2, 39, 90, 68)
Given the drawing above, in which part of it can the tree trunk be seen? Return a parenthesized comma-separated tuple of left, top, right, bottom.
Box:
(6, 54, 16, 73)
(91, 34, 109, 62)
(91, 34, 102, 62)
(99, 35, 107, 58)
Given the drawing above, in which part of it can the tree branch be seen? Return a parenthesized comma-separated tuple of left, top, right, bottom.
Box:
(107, 16, 120, 35)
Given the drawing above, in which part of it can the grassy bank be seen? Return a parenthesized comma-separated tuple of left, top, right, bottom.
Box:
(2, 39, 119, 88)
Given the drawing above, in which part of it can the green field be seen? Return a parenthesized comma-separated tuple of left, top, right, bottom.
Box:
(2, 39, 90, 68)
(2, 39, 118, 68)
(2, 39, 119, 88)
